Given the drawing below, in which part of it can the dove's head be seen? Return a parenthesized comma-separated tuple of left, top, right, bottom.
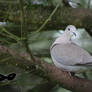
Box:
(65, 25, 77, 37)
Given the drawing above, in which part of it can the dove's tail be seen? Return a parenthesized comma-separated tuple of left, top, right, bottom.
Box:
(85, 56, 92, 66)
(75, 57, 92, 66)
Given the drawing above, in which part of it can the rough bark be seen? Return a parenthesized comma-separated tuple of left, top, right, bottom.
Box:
(0, 45, 92, 92)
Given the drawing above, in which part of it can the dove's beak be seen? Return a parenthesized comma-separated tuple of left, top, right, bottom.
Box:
(73, 32, 76, 36)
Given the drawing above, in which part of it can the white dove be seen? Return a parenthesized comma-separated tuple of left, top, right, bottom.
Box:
(50, 25, 92, 73)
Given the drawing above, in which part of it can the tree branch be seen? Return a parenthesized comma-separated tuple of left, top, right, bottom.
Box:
(0, 45, 92, 92)
(0, 5, 91, 36)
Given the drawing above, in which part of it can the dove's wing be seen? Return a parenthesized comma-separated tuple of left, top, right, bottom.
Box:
(51, 42, 92, 66)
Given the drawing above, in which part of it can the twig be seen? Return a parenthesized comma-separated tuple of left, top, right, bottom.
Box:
(88, 0, 91, 9)
(19, 0, 25, 39)
(24, 39, 36, 62)
(36, 4, 60, 32)
(19, 0, 36, 62)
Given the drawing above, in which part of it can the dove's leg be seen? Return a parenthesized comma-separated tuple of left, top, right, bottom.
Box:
(62, 70, 75, 76)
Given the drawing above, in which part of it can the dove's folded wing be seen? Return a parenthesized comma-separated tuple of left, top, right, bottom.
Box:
(51, 42, 92, 66)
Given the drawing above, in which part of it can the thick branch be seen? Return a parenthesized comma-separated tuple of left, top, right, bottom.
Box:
(0, 5, 92, 37)
(0, 45, 92, 92)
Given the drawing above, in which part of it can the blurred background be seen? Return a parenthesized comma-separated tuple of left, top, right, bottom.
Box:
(0, 0, 92, 92)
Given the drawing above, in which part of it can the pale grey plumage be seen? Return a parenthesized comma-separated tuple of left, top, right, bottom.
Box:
(50, 25, 92, 73)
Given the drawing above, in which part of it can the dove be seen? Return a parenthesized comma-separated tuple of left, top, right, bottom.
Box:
(50, 25, 92, 73)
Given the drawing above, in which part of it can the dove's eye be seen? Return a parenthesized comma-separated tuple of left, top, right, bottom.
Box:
(68, 28, 70, 31)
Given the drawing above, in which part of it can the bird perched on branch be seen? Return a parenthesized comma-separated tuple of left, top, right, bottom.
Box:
(50, 25, 92, 74)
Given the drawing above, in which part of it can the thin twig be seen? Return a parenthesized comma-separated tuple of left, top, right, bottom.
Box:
(88, 0, 91, 9)
(24, 39, 36, 62)
(19, 0, 25, 39)
(19, 0, 35, 62)
(0, 26, 20, 42)
(36, 4, 60, 32)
